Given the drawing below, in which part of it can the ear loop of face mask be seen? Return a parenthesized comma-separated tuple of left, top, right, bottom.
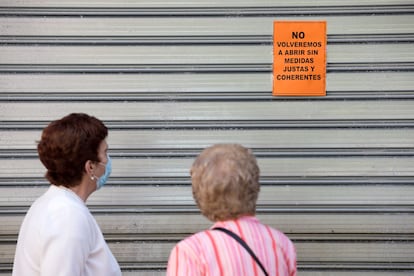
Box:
(91, 154, 112, 190)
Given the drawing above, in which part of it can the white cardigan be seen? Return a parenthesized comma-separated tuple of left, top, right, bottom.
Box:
(13, 185, 121, 276)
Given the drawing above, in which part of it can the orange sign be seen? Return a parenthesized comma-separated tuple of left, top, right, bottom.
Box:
(273, 21, 327, 96)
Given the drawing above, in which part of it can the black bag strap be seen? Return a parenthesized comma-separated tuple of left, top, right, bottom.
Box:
(213, 227, 269, 276)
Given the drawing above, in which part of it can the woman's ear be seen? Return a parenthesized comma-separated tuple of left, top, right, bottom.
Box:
(85, 160, 95, 175)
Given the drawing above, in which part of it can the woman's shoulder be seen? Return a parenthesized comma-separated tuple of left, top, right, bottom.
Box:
(176, 228, 214, 251)
(31, 186, 93, 229)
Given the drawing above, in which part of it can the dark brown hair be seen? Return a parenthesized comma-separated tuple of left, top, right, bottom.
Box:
(37, 113, 108, 187)
(191, 144, 260, 222)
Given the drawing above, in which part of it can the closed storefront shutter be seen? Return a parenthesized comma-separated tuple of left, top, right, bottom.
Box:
(0, 1, 413, 275)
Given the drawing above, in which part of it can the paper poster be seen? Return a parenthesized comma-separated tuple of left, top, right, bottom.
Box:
(273, 21, 327, 96)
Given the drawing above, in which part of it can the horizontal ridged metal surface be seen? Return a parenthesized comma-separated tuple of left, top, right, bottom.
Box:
(1, 15, 413, 36)
(0, 0, 412, 7)
(1, 5, 414, 16)
(0, 1, 413, 275)
(2, 34, 414, 45)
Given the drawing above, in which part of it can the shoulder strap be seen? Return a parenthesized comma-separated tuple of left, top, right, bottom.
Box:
(213, 227, 269, 276)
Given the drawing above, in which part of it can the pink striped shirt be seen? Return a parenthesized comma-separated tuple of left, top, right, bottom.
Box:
(166, 216, 297, 276)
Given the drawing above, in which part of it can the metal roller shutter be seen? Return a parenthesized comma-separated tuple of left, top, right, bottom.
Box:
(0, 1, 413, 275)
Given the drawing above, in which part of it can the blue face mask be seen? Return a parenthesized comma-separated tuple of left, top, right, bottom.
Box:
(95, 155, 112, 190)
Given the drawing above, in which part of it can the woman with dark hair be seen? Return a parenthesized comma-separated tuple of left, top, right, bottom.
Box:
(167, 144, 297, 276)
(13, 113, 121, 276)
